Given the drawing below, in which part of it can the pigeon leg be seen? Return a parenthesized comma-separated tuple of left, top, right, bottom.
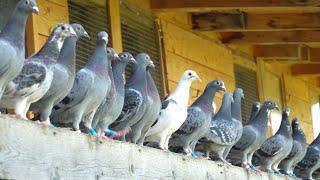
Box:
(14, 99, 28, 120)
(83, 110, 98, 137)
(72, 111, 83, 132)
(164, 133, 173, 151)
(240, 152, 249, 168)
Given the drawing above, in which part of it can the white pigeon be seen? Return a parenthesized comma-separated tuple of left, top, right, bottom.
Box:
(145, 70, 201, 151)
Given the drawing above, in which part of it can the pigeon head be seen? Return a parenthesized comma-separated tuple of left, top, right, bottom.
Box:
(71, 24, 89, 39)
(207, 80, 226, 92)
(253, 102, 261, 111)
(52, 24, 77, 40)
(182, 70, 201, 82)
(106, 47, 119, 61)
(17, 0, 39, 15)
(97, 31, 109, 45)
(292, 117, 300, 129)
(234, 88, 244, 99)
(263, 100, 279, 110)
(119, 52, 136, 64)
(282, 107, 291, 117)
(223, 92, 234, 103)
(136, 53, 154, 69)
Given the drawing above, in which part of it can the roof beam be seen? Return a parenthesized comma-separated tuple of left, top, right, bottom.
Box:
(220, 31, 320, 44)
(150, 0, 320, 12)
(310, 48, 320, 62)
(291, 63, 320, 76)
(253, 45, 300, 59)
(192, 13, 320, 31)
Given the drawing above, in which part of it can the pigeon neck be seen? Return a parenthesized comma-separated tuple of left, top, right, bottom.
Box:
(57, 36, 77, 70)
(214, 96, 232, 120)
(276, 114, 291, 137)
(231, 94, 242, 121)
(170, 79, 192, 107)
(248, 108, 259, 123)
(0, 8, 29, 51)
(86, 43, 109, 76)
(126, 65, 147, 92)
(251, 106, 269, 131)
(292, 127, 306, 143)
(34, 33, 65, 60)
(147, 71, 159, 96)
(112, 61, 127, 90)
(192, 87, 217, 113)
(311, 133, 320, 147)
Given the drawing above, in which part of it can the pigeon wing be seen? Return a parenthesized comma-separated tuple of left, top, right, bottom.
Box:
(257, 136, 283, 157)
(233, 125, 257, 151)
(174, 107, 205, 135)
(298, 146, 320, 169)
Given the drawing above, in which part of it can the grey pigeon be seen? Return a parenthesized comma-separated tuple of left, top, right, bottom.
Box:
(144, 70, 201, 151)
(197, 93, 238, 163)
(51, 31, 111, 135)
(229, 101, 279, 169)
(222, 88, 244, 159)
(248, 102, 260, 124)
(126, 53, 162, 144)
(109, 53, 154, 139)
(93, 51, 136, 137)
(256, 108, 293, 173)
(169, 80, 226, 156)
(295, 133, 320, 180)
(279, 118, 307, 176)
(1, 24, 76, 119)
(0, 0, 39, 101)
(29, 24, 89, 126)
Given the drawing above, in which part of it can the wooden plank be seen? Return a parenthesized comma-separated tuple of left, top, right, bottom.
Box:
(107, 0, 123, 53)
(192, 13, 320, 31)
(220, 31, 320, 44)
(0, 116, 290, 180)
(161, 20, 234, 77)
(26, 14, 39, 56)
(291, 63, 320, 76)
(310, 48, 320, 62)
(150, 0, 320, 12)
(253, 45, 299, 59)
(283, 75, 310, 101)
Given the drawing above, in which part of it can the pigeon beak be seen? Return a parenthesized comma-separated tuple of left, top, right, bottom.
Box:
(149, 61, 155, 68)
(70, 27, 77, 37)
(84, 31, 90, 39)
(32, 6, 40, 15)
(114, 54, 120, 61)
(194, 75, 201, 82)
(221, 85, 226, 92)
(274, 105, 280, 111)
(242, 94, 245, 99)
(129, 57, 136, 64)
(102, 37, 108, 44)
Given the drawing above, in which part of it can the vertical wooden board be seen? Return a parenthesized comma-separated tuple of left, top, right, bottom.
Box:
(300, 121, 314, 144)
(108, 0, 123, 53)
(262, 69, 283, 108)
(284, 75, 309, 102)
(286, 96, 312, 122)
(161, 20, 234, 77)
(165, 51, 235, 92)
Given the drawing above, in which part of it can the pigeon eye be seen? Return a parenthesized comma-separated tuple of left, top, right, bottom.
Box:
(76, 27, 81, 31)
(188, 72, 192, 76)
(107, 50, 110, 54)
(61, 26, 66, 31)
(145, 56, 149, 60)
(25, 0, 29, 5)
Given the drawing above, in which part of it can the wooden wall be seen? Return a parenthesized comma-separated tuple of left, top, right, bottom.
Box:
(25, 0, 320, 143)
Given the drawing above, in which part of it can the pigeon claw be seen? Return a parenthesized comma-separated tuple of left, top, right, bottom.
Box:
(87, 128, 98, 137)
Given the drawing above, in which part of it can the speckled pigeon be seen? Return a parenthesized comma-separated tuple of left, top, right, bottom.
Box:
(29, 24, 89, 126)
(228, 101, 279, 169)
(144, 70, 201, 150)
(169, 80, 226, 156)
(197, 93, 238, 163)
(126, 53, 162, 144)
(222, 88, 244, 159)
(0, 0, 39, 101)
(109, 53, 154, 139)
(248, 102, 260, 124)
(93, 51, 136, 138)
(279, 118, 307, 177)
(51, 31, 111, 135)
(256, 108, 293, 173)
(295, 133, 320, 180)
(0, 24, 76, 119)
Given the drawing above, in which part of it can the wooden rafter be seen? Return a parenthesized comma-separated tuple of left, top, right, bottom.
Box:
(253, 45, 300, 59)
(192, 13, 320, 31)
(292, 63, 320, 76)
(220, 31, 320, 44)
(310, 48, 320, 62)
(150, 0, 320, 12)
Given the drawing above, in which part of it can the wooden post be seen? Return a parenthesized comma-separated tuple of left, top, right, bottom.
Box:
(107, 0, 123, 53)
(26, 14, 39, 56)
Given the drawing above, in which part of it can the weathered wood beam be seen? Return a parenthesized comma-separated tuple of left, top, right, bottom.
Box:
(253, 45, 300, 59)
(107, 0, 123, 52)
(310, 48, 320, 62)
(291, 63, 320, 76)
(192, 13, 320, 31)
(220, 31, 320, 44)
(150, 0, 320, 12)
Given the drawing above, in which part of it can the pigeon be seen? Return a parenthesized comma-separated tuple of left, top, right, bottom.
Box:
(0, 0, 39, 100)
(144, 70, 201, 150)
(109, 53, 154, 139)
(93, 51, 136, 137)
(248, 102, 260, 124)
(295, 133, 320, 180)
(0, 24, 76, 119)
(169, 80, 226, 156)
(221, 88, 244, 160)
(197, 93, 238, 163)
(126, 53, 162, 144)
(29, 24, 89, 126)
(279, 118, 307, 177)
(229, 101, 279, 169)
(51, 31, 111, 135)
(255, 108, 293, 173)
